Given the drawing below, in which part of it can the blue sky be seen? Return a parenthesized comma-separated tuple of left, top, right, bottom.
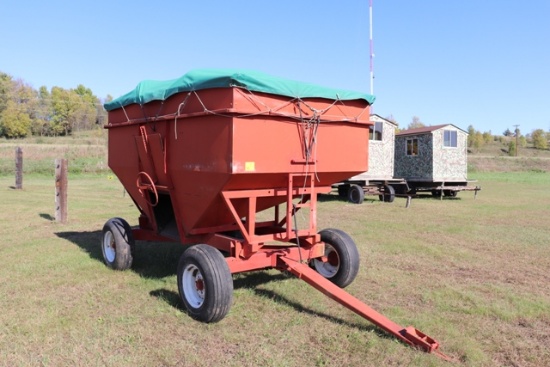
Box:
(2, 0, 549, 135)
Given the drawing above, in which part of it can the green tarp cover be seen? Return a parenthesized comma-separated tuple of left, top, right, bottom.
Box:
(104, 69, 375, 111)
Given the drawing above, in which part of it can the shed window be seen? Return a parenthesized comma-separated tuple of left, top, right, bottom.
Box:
(406, 139, 418, 156)
(444, 130, 457, 147)
(369, 121, 383, 141)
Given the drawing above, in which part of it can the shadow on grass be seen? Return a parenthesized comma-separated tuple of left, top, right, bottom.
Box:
(317, 193, 379, 204)
(56, 232, 295, 284)
(317, 193, 345, 203)
(150, 289, 183, 310)
(148, 271, 296, 314)
(233, 270, 290, 289)
(149, 271, 394, 344)
(319, 192, 464, 205)
(58, 230, 402, 343)
(412, 194, 462, 201)
(252, 288, 393, 340)
(55, 230, 185, 279)
(40, 213, 55, 221)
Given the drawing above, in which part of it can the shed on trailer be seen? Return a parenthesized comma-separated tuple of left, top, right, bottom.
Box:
(335, 114, 401, 203)
(366, 114, 399, 179)
(394, 124, 468, 181)
(393, 124, 480, 197)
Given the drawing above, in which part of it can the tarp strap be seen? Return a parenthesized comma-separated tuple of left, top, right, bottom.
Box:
(173, 92, 192, 140)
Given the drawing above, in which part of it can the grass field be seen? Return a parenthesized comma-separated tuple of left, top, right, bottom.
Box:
(0, 168, 549, 366)
(0, 130, 108, 175)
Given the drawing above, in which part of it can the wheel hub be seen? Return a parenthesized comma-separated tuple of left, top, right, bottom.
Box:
(103, 231, 116, 263)
(183, 264, 205, 308)
(313, 244, 340, 278)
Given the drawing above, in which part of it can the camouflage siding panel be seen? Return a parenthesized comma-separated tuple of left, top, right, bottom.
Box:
(394, 126, 468, 181)
(432, 129, 468, 180)
(366, 120, 395, 179)
(394, 134, 433, 179)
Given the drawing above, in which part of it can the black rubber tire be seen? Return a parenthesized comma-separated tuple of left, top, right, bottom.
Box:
(431, 190, 442, 197)
(444, 190, 458, 197)
(312, 228, 360, 288)
(101, 217, 134, 270)
(378, 185, 395, 203)
(347, 184, 365, 204)
(177, 244, 233, 323)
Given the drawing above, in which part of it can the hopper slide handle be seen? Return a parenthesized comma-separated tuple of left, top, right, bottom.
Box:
(277, 256, 453, 361)
(136, 171, 159, 207)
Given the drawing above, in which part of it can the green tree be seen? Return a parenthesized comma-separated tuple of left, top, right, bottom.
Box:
(50, 87, 73, 135)
(519, 136, 527, 148)
(407, 116, 425, 130)
(32, 86, 53, 135)
(0, 100, 32, 137)
(482, 131, 492, 144)
(73, 84, 99, 131)
(532, 129, 548, 150)
(0, 75, 36, 138)
(471, 131, 483, 151)
(467, 125, 476, 148)
(97, 95, 113, 127)
(0, 71, 106, 137)
(384, 114, 398, 126)
(50, 87, 93, 135)
(0, 72, 12, 115)
(508, 140, 517, 156)
(13, 78, 38, 124)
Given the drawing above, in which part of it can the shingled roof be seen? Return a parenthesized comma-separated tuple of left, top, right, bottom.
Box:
(396, 124, 467, 136)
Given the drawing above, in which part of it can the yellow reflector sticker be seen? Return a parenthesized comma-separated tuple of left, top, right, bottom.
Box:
(245, 162, 255, 172)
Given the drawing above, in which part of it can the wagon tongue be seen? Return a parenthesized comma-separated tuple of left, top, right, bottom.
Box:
(277, 256, 453, 362)
(401, 327, 453, 361)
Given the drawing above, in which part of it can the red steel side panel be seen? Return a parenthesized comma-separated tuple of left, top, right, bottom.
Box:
(106, 88, 371, 238)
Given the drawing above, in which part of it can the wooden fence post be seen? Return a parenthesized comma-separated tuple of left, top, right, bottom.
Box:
(15, 147, 23, 189)
(55, 159, 68, 223)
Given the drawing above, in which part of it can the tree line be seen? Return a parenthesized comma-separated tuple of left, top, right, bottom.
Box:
(1, 70, 548, 150)
(385, 115, 549, 151)
(0, 71, 111, 138)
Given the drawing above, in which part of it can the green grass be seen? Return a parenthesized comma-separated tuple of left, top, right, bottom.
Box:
(1, 133, 549, 366)
(1, 171, 549, 366)
(468, 138, 550, 173)
(0, 130, 108, 175)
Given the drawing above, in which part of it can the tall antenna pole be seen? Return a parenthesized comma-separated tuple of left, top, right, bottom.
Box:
(369, 0, 374, 96)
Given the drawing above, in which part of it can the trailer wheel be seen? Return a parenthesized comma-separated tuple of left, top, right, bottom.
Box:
(444, 190, 458, 197)
(312, 229, 360, 288)
(177, 244, 233, 323)
(431, 190, 442, 197)
(378, 185, 395, 203)
(101, 217, 134, 270)
(348, 184, 364, 204)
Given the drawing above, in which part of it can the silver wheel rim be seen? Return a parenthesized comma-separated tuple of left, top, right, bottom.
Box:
(103, 231, 116, 263)
(182, 264, 205, 308)
(313, 243, 340, 278)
